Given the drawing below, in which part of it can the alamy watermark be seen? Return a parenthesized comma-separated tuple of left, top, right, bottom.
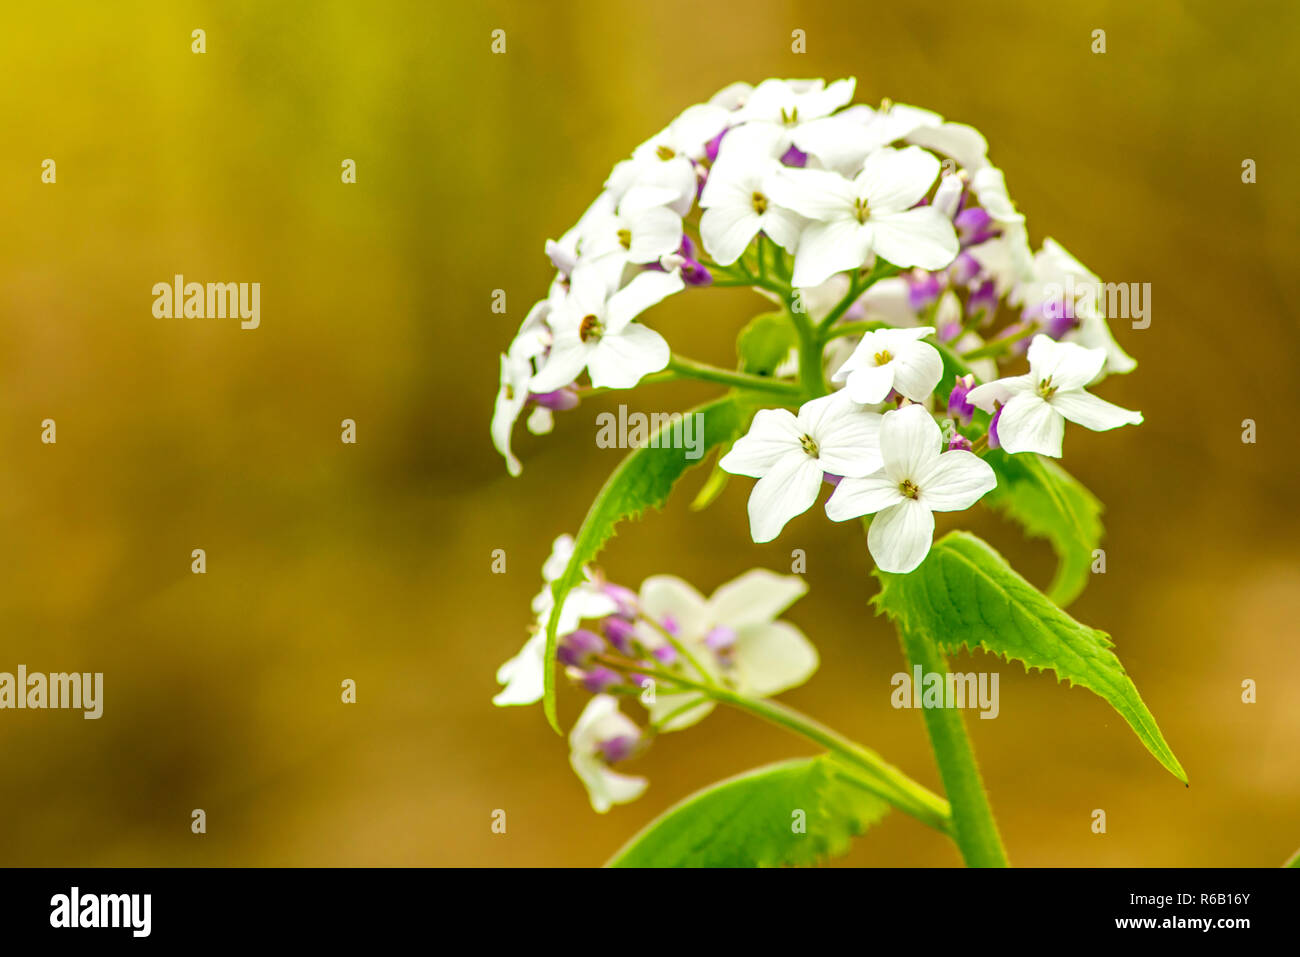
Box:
(595, 405, 705, 459)
(152, 274, 260, 329)
(1042, 275, 1150, 329)
(891, 666, 999, 719)
(0, 665, 103, 718)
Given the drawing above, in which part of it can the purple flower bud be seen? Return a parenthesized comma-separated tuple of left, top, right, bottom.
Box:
(906, 271, 943, 311)
(602, 615, 637, 655)
(705, 128, 729, 164)
(947, 374, 976, 426)
(967, 279, 998, 319)
(947, 434, 973, 452)
(704, 626, 737, 652)
(823, 472, 843, 487)
(937, 320, 963, 344)
(948, 251, 980, 285)
(660, 614, 680, 636)
(598, 733, 641, 764)
(652, 644, 679, 665)
(530, 388, 580, 412)
(558, 629, 605, 668)
(681, 259, 713, 287)
(988, 405, 1004, 450)
(601, 583, 639, 618)
(1043, 310, 1079, 340)
(954, 206, 996, 245)
(581, 666, 622, 694)
(780, 144, 809, 168)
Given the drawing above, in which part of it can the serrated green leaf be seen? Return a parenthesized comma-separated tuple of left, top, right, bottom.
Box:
(873, 531, 1186, 784)
(543, 397, 747, 731)
(984, 451, 1104, 607)
(607, 756, 890, 867)
(736, 311, 797, 376)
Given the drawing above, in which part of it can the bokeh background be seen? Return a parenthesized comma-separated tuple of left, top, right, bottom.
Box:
(1, 0, 1296, 866)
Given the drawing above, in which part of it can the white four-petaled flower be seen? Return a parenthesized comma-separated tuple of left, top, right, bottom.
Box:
(831, 326, 944, 404)
(966, 334, 1143, 458)
(826, 404, 997, 573)
(568, 695, 648, 813)
(720, 392, 883, 543)
(767, 145, 959, 287)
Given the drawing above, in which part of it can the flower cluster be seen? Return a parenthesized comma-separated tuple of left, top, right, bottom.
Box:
(495, 535, 815, 812)
(493, 78, 1144, 572)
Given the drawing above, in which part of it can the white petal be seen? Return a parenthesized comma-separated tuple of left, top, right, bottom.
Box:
(869, 207, 959, 270)
(791, 219, 873, 288)
(647, 692, 715, 732)
(812, 407, 883, 477)
(586, 324, 670, 389)
(888, 340, 944, 402)
(966, 374, 1034, 412)
(605, 270, 685, 330)
(825, 471, 906, 521)
(759, 206, 806, 253)
(997, 392, 1065, 457)
(719, 408, 802, 477)
(858, 146, 941, 213)
(867, 499, 936, 573)
(766, 167, 856, 221)
(1050, 391, 1143, 432)
(569, 751, 648, 814)
(915, 450, 997, 512)
(1026, 334, 1106, 392)
(880, 404, 943, 482)
(906, 122, 989, 172)
(700, 204, 760, 265)
(639, 575, 711, 639)
(627, 207, 685, 265)
(844, 363, 895, 404)
(734, 621, 819, 697)
(747, 454, 824, 543)
(493, 632, 546, 706)
(528, 335, 590, 393)
(707, 569, 808, 629)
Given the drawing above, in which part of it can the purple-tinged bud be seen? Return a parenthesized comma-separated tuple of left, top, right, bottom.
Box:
(823, 472, 843, 487)
(954, 206, 996, 245)
(948, 251, 980, 285)
(598, 733, 641, 764)
(780, 144, 809, 168)
(937, 320, 963, 344)
(558, 628, 605, 668)
(704, 626, 737, 652)
(1043, 310, 1079, 340)
(987, 405, 1004, 450)
(705, 128, 728, 164)
(602, 615, 637, 655)
(947, 374, 976, 426)
(581, 666, 622, 694)
(967, 279, 998, 319)
(652, 644, 679, 665)
(906, 271, 943, 311)
(947, 434, 973, 452)
(681, 259, 713, 287)
(530, 387, 580, 412)
(601, 583, 639, 618)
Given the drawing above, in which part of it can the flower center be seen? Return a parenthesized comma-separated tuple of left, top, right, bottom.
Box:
(799, 433, 820, 457)
(579, 314, 604, 343)
(899, 478, 920, 499)
(780, 106, 799, 125)
(504, 384, 515, 401)
(1036, 375, 1058, 399)
(617, 228, 632, 250)
(873, 349, 893, 366)
(655, 144, 676, 161)
(751, 191, 769, 214)
(854, 197, 871, 224)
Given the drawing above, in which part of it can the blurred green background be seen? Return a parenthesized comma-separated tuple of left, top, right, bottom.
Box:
(1, 0, 1296, 866)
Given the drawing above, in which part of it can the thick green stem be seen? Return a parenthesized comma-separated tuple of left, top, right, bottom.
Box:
(792, 314, 828, 397)
(897, 624, 1009, 867)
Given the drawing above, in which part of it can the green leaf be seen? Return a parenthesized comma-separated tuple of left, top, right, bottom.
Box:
(607, 756, 890, 867)
(542, 396, 747, 731)
(1285, 846, 1300, 868)
(872, 531, 1187, 784)
(736, 311, 797, 376)
(984, 451, 1104, 607)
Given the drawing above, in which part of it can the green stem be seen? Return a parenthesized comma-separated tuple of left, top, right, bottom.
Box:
(636, 615, 717, 688)
(665, 354, 803, 399)
(600, 657, 952, 834)
(791, 313, 828, 397)
(896, 624, 1009, 867)
(823, 320, 887, 342)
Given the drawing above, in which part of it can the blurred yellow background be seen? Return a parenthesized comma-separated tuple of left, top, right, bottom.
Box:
(1, 0, 1296, 866)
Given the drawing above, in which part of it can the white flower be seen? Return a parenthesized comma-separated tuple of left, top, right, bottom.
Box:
(737, 77, 856, 130)
(966, 334, 1142, 458)
(494, 535, 619, 707)
(720, 392, 883, 542)
(792, 102, 989, 177)
(635, 570, 817, 731)
(608, 104, 730, 215)
(579, 185, 684, 269)
(826, 404, 997, 572)
(699, 153, 805, 265)
(831, 326, 944, 404)
(490, 300, 553, 476)
(768, 146, 959, 287)
(569, 695, 648, 813)
(529, 265, 682, 392)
